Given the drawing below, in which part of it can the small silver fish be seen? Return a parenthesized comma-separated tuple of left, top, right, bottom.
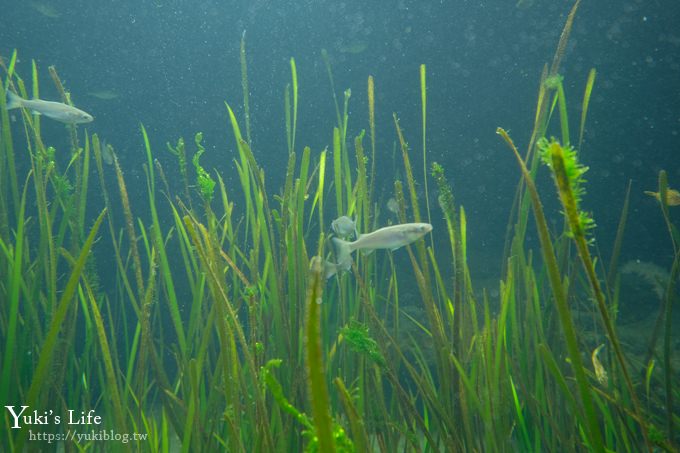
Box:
(6, 91, 93, 124)
(331, 215, 358, 238)
(332, 222, 432, 268)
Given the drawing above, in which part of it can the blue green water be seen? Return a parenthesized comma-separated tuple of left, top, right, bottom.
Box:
(2, 1, 677, 273)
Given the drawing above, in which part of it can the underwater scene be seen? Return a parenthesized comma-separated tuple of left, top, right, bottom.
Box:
(1, 0, 679, 451)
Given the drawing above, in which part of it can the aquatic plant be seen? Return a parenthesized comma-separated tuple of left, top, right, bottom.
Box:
(339, 321, 386, 368)
(191, 132, 215, 203)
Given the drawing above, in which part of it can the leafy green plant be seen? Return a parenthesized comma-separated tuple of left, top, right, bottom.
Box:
(191, 132, 215, 203)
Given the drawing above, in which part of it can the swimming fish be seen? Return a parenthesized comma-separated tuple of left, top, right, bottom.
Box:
(6, 91, 93, 124)
(332, 222, 432, 268)
(644, 189, 680, 206)
(331, 215, 358, 238)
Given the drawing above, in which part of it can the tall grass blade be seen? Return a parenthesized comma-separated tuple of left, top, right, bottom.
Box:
(606, 180, 631, 287)
(15, 209, 106, 451)
(549, 0, 582, 76)
(290, 57, 298, 154)
(0, 174, 30, 410)
(578, 68, 596, 150)
(497, 127, 604, 452)
(539, 137, 650, 449)
(420, 64, 431, 228)
(240, 30, 252, 145)
(367, 75, 376, 206)
(305, 257, 336, 453)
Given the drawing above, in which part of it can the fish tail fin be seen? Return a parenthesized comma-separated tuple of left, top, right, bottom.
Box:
(331, 237, 353, 268)
(310, 255, 350, 280)
(310, 256, 335, 280)
(5, 91, 23, 110)
(324, 264, 338, 280)
(324, 260, 347, 280)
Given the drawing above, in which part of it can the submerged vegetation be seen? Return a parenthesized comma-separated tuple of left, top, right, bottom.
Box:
(1, 6, 679, 453)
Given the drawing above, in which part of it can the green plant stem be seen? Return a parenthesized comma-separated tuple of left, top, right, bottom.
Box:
(498, 128, 604, 452)
(367, 75, 376, 212)
(606, 180, 631, 287)
(305, 257, 336, 453)
(240, 30, 252, 145)
(656, 170, 678, 447)
(546, 139, 651, 450)
(420, 64, 431, 229)
(15, 209, 106, 452)
(0, 173, 30, 410)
